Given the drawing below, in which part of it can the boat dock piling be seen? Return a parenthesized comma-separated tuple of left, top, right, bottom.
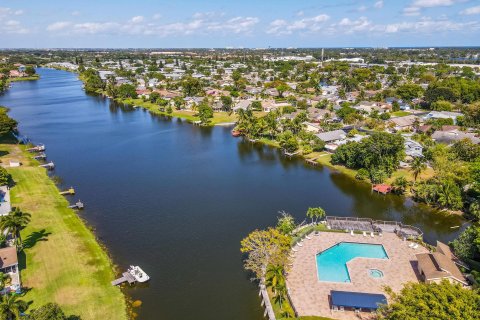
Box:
(59, 187, 75, 195)
(68, 200, 84, 210)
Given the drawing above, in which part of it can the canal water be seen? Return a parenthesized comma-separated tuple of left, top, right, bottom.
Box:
(0, 68, 466, 320)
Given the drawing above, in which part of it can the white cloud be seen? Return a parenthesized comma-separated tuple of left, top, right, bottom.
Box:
(266, 14, 330, 35)
(383, 17, 480, 33)
(404, 0, 464, 16)
(461, 5, 480, 15)
(71, 11, 81, 16)
(374, 1, 384, 9)
(46, 13, 259, 37)
(46, 21, 71, 31)
(410, 0, 458, 8)
(0, 7, 29, 34)
(153, 13, 162, 20)
(0, 7, 23, 17)
(403, 7, 421, 16)
(131, 16, 144, 23)
(358, 5, 368, 12)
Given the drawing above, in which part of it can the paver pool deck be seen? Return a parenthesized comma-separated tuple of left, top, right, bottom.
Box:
(286, 231, 428, 319)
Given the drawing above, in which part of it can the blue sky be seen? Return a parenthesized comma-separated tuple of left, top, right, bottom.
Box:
(1, 0, 479, 48)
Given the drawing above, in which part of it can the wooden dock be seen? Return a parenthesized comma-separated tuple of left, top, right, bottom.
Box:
(33, 153, 47, 160)
(284, 151, 300, 158)
(68, 200, 84, 209)
(305, 157, 320, 166)
(38, 161, 55, 170)
(111, 272, 136, 286)
(60, 187, 75, 195)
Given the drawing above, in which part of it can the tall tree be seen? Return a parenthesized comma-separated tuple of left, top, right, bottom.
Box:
(240, 228, 291, 281)
(0, 294, 28, 320)
(378, 281, 480, 320)
(0, 207, 31, 249)
(306, 207, 326, 224)
(410, 157, 427, 182)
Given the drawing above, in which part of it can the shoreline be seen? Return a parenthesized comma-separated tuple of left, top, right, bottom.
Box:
(1, 138, 128, 319)
(66, 67, 456, 216)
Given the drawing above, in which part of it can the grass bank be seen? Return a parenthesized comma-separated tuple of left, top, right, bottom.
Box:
(0, 142, 127, 320)
(119, 97, 239, 125)
(8, 75, 40, 83)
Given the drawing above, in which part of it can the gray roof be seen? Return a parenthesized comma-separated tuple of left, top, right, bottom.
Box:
(315, 130, 347, 142)
(431, 130, 480, 145)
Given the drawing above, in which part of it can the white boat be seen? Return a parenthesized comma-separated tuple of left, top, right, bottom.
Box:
(128, 265, 150, 283)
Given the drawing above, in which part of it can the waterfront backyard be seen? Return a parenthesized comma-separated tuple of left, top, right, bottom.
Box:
(0, 141, 126, 319)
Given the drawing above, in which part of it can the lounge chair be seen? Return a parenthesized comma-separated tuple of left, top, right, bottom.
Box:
(363, 231, 367, 237)
(350, 230, 354, 236)
(412, 244, 419, 249)
(297, 243, 303, 247)
(408, 243, 415, 248)
(292, 248, 298, 252)
(306, 235, 312, 240)
(370, 232, 374, 237)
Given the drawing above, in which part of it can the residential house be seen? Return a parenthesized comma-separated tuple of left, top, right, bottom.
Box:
(315, 130, 347, 152)
(416, 241, 468, 287)
(431, 129, 480, 145)
(0, 246, 20, 292)
(303, 122, 322, 133)
(404, 139, 423, 158)
(233, 100, 252, 112)
(388, 115, 421, 131)
(424, 111, 463, 124)
(354, 101, 388, 114)
(307, 107, 334, 122)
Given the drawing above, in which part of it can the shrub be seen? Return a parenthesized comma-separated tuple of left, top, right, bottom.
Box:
(355, 168, 369, 180)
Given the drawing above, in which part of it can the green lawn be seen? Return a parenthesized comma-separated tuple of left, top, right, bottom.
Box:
(121, 98, 238, 125)
(1, 143, 127, 320)
(390, 111, 410, 117)
(8, 75, 40, 82)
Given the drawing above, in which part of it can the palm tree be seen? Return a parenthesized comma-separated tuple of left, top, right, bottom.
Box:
(410, 157, 427, 182)
(0, 208, 31, 249)
(272, 283, 287, 308)
(306, 207, 326, 224)
(0, 272, 10, 291)
(0, 294, 28, 320)
(266, 265, 285, 293)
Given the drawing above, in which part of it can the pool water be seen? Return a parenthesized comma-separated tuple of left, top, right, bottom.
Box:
(316, 242, 388, 282)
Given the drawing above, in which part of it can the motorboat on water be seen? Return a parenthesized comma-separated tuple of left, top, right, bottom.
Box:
(128, 265, 150, 283)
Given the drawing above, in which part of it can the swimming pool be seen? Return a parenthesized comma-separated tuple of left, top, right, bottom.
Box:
(316, 242, 388, 283)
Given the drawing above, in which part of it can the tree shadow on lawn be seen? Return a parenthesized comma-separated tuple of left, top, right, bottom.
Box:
(18, 230, 51, 272)
(23, 229, 51, 249)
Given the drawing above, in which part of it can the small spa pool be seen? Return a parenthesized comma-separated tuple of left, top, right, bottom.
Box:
(369, 269, 384, 278)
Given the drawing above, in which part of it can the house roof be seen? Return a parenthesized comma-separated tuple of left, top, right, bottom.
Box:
(436, 241, 455, 260)
(315, 130, 346, 142)
(431, 130, 480, 145)
(416, 250, 468, 285)
(389, 115, 420, 127)
(0, 247, 18, 269)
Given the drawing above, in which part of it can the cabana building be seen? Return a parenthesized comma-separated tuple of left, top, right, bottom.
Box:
(330, 290, 387, 312)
